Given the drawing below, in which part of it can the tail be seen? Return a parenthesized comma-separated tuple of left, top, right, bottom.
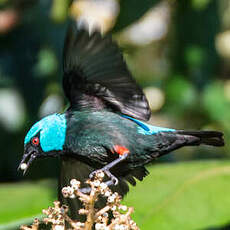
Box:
(59, 157, 131, 220)
(148, 130, 224, 160)
(176, 130, 224, 147)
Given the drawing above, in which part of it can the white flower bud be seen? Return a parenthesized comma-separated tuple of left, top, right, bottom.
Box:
(108, 196, 115, 203)
(76, 222, 84, 228)
(67, 186, 74, 195)
(114, 224, 121, 230)
(97, 171, 105, 178)
(53, 225, 65, 230)
(70, 179, 80, 187)
(104, 191, 111, 197)
(97, 216, 102, 221)
(95, 223, 106, 230)
(61, 188, 68, 197)
(121, 225, 128, 230)
(69, 193, 76, 199)
(20, 163, 27, 170)
(93, 180, 100, 187)
(100, 182, 107, 190)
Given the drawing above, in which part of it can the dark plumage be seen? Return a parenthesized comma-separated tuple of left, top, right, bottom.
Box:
(63, 24, 151, 120)
(18, 22, 224, 220)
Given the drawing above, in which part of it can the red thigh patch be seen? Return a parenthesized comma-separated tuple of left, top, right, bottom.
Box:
(113, 145, 130, 155)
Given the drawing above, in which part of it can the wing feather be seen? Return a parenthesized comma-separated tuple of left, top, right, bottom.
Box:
(63, 22, 151, 121)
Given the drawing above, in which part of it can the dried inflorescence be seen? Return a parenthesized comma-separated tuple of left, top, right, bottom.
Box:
(20, 218, 40, 230)
(20, 171, 139, 230)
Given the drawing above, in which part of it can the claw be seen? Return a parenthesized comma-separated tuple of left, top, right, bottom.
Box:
(104, 169, 118, 185)
(79, 187, 91, 194)
(89, 168, 119, 185)
(89, 153, 129, 186)
(89, 170, 99, 179)
(79, 180, 117, 194)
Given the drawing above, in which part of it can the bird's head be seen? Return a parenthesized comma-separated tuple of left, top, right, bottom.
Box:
(18, 113, 67, 174)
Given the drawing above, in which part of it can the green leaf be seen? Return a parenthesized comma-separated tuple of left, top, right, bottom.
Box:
(50, 0, 70, 23)
(165, 75, 197, 114)
(34, 49, 58, 78)
(203, 81, 230, 124)
(185, 45, 206, 68)
(192, 0, 211, 10)
(0, 180, 56, 229)
(124, 161, 230, 230)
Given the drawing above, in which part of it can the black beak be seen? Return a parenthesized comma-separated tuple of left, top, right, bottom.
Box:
(18, 149, 38, 175)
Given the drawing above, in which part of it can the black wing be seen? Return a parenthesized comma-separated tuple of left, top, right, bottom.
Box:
(59, 157, 148, 220)
(63, 22, 151, 121)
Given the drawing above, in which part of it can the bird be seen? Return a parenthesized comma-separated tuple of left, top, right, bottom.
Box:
(18, 22, 224, 219)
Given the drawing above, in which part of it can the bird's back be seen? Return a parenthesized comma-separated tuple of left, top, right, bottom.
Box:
(64, 110, 174, 168)
(64, 110, 224, 170)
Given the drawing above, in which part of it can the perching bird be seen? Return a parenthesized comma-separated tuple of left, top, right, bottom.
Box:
(18, 22, 224, 219)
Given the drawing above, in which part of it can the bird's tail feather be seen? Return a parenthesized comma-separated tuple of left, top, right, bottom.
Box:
(59, 157, 130, 220)
(176, 130, 224, 147)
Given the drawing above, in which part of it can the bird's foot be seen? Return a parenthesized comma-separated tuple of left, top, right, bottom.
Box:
(89, 153, 129, 186)
(89, 168, 118, 185)
(79, 180, 116, 194)
(79, 187, 91, 194)
(103, 169, 118, 185)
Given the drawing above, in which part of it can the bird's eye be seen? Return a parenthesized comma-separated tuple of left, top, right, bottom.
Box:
(32, 137, 40, 146)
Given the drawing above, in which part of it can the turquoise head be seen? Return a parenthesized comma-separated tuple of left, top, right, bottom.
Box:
(18, 113, 67, 174)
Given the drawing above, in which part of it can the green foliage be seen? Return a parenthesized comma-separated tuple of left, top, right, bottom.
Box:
(192, 0, 211, 10)
(0, 180, 56, 228)
(203, 81, 230, 125)
(165, 76, 197, 114)
(0, 0, 7, 5)
(50, 0, 70, 23)
(34, 48, 58, 78)
(185, 45, 206, 68)
(2, 162, 230, 229)
(124, 161, 230, 230)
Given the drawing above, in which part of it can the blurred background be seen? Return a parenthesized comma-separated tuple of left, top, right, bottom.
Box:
(1, 0, 230, 229)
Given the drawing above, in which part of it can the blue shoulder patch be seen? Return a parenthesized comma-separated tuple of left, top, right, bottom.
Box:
(24, 113, 67, 152)
(122, 115, 175, 135)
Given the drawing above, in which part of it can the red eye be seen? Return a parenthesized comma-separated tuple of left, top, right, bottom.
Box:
(32, 137, 40, 146)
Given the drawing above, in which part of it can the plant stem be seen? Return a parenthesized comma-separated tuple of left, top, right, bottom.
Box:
(84, 189, 97, 230)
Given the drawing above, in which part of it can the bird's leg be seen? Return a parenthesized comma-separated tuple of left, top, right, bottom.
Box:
(89, 153, 129, 185)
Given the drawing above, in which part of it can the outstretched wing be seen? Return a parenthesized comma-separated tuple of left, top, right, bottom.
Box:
(63, 22, 151, 121)
(59, 157, 148, 220)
